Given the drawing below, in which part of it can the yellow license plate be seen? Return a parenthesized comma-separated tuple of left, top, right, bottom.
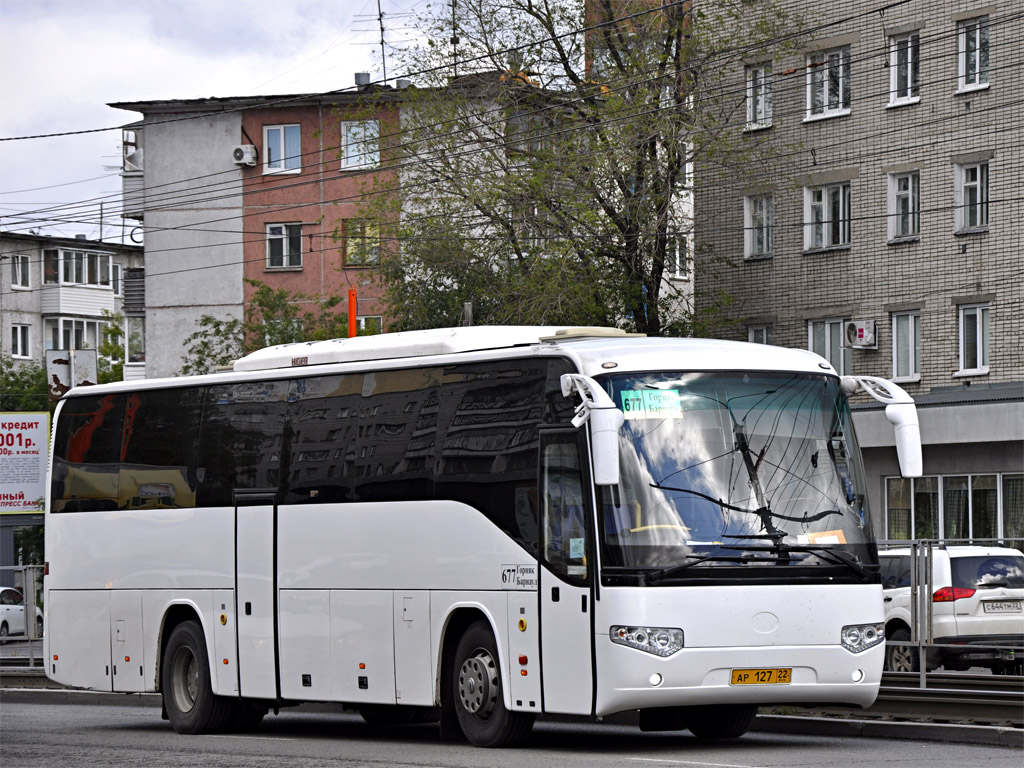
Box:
(730, 668, 792, 685)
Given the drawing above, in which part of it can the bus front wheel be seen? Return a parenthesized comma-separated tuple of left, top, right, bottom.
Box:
(682, 704, 757, 739)
(162, 620, 233, 734)
(451, 621, 534, 747)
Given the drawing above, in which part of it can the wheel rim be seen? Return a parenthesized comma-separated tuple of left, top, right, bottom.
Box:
(169, 645, 199, 714)
(890, 644, 915, 672)
(458, 648, 498, 720)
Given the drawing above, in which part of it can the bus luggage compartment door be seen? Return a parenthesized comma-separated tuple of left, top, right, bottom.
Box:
(235, 501, 278, 700)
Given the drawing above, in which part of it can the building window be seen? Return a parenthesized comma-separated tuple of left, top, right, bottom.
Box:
(958, 17, 989, 90)
(744, 195, 773, 257)
(11, 253, 30, 288)
(889, 171, 920, 240)
(665, 235, 688, 280)
(44, 317, 104, 351)
(746, 63, 772, 128)
(356, 315, 383, 335)
(805, 183, 851, 250)
(958, 303, 989, 374)
(112, 264, 123, 296)
(264, 124, 301, 173)
(955, 162, 989, 231)
(748, 326, 773, 345)
(87, 253, 111, 286)
(892, 311, 920, 381)
(126, 316, 146, 363)
(809, 318, 851, 375)
(887, 474, 1021, 543)
(341, 121, 379, 169)
(43, 249, 59, 284)
(889, 32, 920, 104)
(345, 220, 380, 266)
(63, 251, 84, 284)
(266, 224, 302, 269)
(11, 324, 30, 358)
(807, 47, 850, 118)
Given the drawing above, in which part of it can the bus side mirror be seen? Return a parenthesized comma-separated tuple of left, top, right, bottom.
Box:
(843, 376, 922, 478)
(560, 373, 624, 486)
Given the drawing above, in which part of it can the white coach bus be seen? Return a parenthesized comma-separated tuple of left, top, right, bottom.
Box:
(44, 327, 922, 746)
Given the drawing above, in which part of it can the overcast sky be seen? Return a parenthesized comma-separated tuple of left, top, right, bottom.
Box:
(0, 0, 423, 241)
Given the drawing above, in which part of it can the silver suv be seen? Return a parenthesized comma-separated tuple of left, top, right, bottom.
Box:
(879, 545, 1024, 674)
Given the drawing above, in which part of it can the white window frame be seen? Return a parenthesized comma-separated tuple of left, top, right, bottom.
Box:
(266, 223, 303, 269)
(263, 124, 302, 174)
(884, 473, 1019, 542)
(804, 182, 851, 250)
(345, 220, 380, 266)
(11, 253, 30, 289)
(356, 315, 383, 335)
(955, 162, 989, 232)
(957, 17, 989, 92)
(891, 311, 920, 382)
(809, 318, 851, 375)
(744, 194, 773, 257)
(44, 317, 104, 352)
(665, 235, 688, 280)
(748, 326, 772, 345)
(806, 46, 851, 119)
(888, 32, 920, 105)
(888, 171, 920, 240)
(957, 303, 989, 376)
(112, 263, 123, 296)
(745, 63, 773, 129)
(11, 324, 31, 358)
(341, 120, 380, 170)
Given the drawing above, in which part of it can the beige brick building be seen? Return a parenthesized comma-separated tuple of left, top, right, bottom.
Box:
(694, 0, 1022, 544)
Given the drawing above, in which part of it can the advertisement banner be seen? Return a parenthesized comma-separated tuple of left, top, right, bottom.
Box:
(0, 412, 50, 514)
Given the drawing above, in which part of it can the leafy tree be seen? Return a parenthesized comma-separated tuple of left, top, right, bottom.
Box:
(0, 355, 53, 414)
(363, 0, 793, 335)
(180, 280, 350, 375)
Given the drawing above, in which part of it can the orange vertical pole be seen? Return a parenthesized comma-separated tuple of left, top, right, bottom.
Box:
(348, 286, 358, 338)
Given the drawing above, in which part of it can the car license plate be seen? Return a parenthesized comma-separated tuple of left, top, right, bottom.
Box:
(983, 600, 1022, 613)
(730, 668, 791, 685)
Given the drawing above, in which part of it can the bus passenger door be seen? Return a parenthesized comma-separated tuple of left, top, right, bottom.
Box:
(235, 493, 278, 700)
(539, 432, 594, 715)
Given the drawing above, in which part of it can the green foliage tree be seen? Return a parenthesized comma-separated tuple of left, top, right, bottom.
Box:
(361, 0, 793, 335)
(180, 280, 350, 375)
(0, 355, 53, 414)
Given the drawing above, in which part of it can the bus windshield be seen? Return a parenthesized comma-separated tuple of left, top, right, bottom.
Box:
(598, 372, 874, 581)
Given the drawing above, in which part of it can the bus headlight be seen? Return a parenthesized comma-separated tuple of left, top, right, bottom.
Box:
(610, 626, 684, 657)
(841, 623, 884, 653)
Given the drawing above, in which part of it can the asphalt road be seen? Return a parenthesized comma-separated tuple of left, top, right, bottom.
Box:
(2, 700, 1021, 768)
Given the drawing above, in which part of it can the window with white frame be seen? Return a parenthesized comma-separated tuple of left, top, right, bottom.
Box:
(958, 303, 989, 374)
(885, 473, 1023, 543)
(892, 311, 920, 380)
(264, 124, 301, 173)
(11, 324, 30, 358)
(112, 263, 123, 296)
(356, 315, 383, 335)
(345, 220, 380, 266)
(43, 249, 59, 284)
(746, 63, 772, 128)
(341, 121, 379, 169)
(44, 317, 104, 351)
(889, 32, 920, 104)
(11, 253, 30, 288)
(42, 250, 114, 286)
(955, 161, 988, 231)
(266, 224, 303, 268)
(744, 194, 773, 257)
(809, 318, 851, 375)
(805, 182, 851, 250)
(748, 326, 773, 345)
(889, 171, 920, 240)
(665, 235, 688, 280)
(807, 47, 850, 117)
(958, 17, 989, 90)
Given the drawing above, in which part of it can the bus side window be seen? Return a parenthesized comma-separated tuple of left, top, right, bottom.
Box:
(541, 434, 589, 585)
(52, 393, 125, 512)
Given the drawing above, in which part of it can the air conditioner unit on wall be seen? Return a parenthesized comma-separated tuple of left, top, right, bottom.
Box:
(232, 144, 257, 166)
(844, 319, 877, 349)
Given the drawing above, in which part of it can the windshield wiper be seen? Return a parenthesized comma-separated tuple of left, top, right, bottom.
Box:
(720, 539, 872, 580)
(648, 483, 841, 527)
(645, 554, 758, 584)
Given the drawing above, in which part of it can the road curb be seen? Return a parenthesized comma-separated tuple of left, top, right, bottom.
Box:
(2, 686, 1021, 747)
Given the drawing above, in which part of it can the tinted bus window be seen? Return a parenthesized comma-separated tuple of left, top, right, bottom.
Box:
(199, 381, 290, 506)
(51, 394, 125, 512)
(120, 388, 203, 510)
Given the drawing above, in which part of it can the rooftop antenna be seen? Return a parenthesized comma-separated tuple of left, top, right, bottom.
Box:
(377, 0, 388, 85)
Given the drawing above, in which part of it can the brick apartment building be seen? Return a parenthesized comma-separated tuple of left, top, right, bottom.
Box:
(693, 0, 1022, 543)
(111, 79, 401, 378)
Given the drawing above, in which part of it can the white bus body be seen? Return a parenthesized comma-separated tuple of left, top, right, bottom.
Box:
(44, 327, 921, 745)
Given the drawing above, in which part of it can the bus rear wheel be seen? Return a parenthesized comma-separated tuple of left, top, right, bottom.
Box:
(682, 704, 757, 739)
(451, 621, 534, 747)
(162, 620, 233, 734)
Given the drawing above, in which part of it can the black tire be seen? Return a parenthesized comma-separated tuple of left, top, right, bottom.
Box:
(228, 699, 266, 732)
(451, 621, 534, 747)
(0, 621, 8, 638)
(161, 620, 234, 734)
(36, 616, 43, 638)
(884, 627, 919, 673)
(682, 704, 757, 739)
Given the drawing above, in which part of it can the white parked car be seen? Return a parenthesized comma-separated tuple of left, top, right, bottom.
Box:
(0, 586, 43, 638)
(879, 546, 1024, 674)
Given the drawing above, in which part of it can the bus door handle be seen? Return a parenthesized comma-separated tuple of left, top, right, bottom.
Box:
(551, 587, 559, 602)
(883, 597, 893, 603)
(581, 595, 588, 613)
